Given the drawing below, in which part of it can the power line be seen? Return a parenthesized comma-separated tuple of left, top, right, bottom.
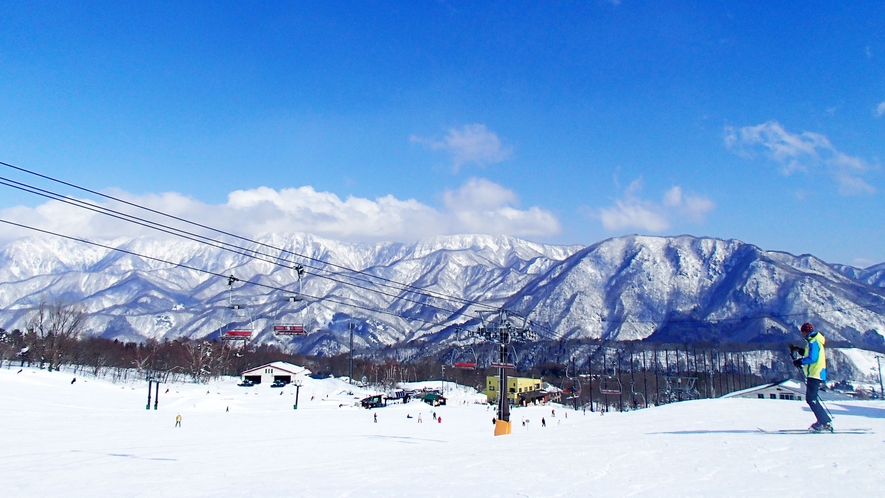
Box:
(0, 172, 496, 319)
(0, 160, 499, 313)
(0, 218, 451, 329)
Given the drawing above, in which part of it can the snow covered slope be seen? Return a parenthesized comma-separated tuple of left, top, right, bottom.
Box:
(1, 233, 883, 354)
(2, 366, 884, 497)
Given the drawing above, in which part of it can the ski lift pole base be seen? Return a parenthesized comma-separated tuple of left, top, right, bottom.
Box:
(494, 420, 512, 436)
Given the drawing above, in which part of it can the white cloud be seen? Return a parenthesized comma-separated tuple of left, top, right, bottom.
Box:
(442, 178, 560, 237)
(875, 101, 885, 117)
(411, 124, 513, 172)
(0, 180, 560, 244)
(598, 179, 714, 232)
(724, 121, 875, 195)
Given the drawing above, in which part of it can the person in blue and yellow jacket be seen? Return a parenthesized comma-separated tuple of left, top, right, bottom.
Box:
(790, 322, 832, 432)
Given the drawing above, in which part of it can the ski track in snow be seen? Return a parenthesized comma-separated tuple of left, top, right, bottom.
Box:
(2, 367, 885, 497)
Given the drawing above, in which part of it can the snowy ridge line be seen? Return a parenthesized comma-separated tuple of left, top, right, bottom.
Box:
(0, 218, 455, 330)
(1, 229, 884, 354)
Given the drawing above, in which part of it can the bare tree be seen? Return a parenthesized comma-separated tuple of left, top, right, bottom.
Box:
(181, 339, 214, 383)
(25, 300, 85, 371)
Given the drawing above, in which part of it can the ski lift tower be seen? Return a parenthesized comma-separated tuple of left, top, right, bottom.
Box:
(466, 310, 535, 436)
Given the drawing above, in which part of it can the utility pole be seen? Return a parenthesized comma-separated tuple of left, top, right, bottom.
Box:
(349, 322, 354, 385)
(877, 356, 884, 399)
(293, 379, 302, 409)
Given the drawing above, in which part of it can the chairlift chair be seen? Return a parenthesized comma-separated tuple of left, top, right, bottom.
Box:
(273, 294, 308, 336)
(274, 265, 309, 337)
(599, 375, 623, 396)
(221, 275, 254, 344)
(452, 340, 478, 370)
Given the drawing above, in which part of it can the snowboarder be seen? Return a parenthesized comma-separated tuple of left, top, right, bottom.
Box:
(175, 414, 181, 427)
(791, 322, 832, 432)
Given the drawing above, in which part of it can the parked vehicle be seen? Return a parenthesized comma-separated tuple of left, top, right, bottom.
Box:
(237, 379, 255, 387)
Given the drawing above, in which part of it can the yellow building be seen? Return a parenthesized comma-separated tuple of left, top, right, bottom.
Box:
(483, 375, 543, 405)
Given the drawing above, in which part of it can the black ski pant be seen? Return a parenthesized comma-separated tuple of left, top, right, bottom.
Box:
(805, 378, 831, 425)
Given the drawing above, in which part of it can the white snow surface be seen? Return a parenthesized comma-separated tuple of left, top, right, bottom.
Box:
(3, 366, 885, 497)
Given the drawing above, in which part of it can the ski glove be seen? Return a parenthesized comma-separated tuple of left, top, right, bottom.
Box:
(792, 358, 803, 368)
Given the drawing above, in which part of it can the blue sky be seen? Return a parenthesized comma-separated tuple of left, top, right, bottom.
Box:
(1, 2, 883, 266)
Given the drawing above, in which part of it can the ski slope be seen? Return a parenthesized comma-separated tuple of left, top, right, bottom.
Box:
(2, 366, 884, 497)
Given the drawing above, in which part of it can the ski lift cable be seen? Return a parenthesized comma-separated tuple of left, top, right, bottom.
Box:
(0, 176, 460, 309)
(0, 160, 501, 312)
(0, 178, 487, 319)
(0, 218, 456, 329)
(3, 164, 884, 335)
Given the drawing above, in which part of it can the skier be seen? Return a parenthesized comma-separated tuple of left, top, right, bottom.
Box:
(175, 414, 181, 428)
(790, 322, 832, 432)
(374, 413, 377, 423)
(418, 413, 422, 423)
(541, 417, 546, 427)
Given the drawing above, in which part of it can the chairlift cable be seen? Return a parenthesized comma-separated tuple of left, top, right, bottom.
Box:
(0, 177, 486, 318)
(0, 218, 453, 328)
(0, 160, 501, 312)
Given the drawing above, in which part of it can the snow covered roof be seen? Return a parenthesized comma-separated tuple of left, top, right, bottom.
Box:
(721, 379, 803, 398)
(240, 361, 311, 376)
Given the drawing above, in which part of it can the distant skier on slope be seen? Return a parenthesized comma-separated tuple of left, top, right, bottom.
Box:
(790, 322, 832, 433)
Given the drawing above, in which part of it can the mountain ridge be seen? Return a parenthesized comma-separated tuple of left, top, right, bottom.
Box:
(1, 233, 883, 355)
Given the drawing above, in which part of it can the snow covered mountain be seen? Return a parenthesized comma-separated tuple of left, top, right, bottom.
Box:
(1, 233, 883, 355)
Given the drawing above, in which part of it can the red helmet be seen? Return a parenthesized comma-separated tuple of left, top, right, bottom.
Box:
(800, 322, 814, 333)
